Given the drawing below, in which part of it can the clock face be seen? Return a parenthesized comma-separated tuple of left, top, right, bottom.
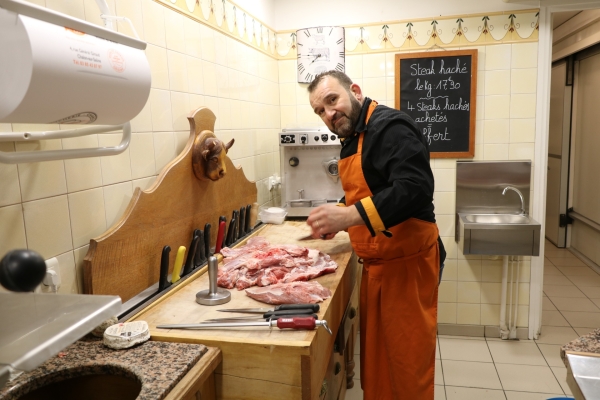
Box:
(296, 26, 345, 83)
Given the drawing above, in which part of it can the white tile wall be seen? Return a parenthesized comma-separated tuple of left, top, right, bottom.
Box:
(1, 0, 281, 294)
(4, 2, 537, 329)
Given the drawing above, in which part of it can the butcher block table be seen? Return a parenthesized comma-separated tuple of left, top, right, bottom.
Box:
(128, 221, 359, 400)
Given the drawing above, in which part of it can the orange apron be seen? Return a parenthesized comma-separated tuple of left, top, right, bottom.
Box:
(339, 101, 439, 399)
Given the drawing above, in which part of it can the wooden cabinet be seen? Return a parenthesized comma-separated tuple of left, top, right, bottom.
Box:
(165, 347, 221, 400)
(322, 278, 359, 400)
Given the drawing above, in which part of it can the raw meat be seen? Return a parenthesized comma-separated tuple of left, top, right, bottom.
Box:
(217, 237, 338, 295)
(245, 281, 332, 305)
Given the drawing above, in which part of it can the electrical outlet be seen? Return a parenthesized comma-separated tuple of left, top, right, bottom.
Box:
(40, 257, 61, 293)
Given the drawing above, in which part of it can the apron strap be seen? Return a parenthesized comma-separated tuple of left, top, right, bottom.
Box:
(357, 100, 378, 155)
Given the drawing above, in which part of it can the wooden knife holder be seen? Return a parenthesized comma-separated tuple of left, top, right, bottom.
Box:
(83, 107, 257, 302)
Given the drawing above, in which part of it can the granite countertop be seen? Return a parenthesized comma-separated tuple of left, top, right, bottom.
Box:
(0, 336, 208, 400)
(561, 328, 600, 366)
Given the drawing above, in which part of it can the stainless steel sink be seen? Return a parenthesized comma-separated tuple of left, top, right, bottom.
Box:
(455, 161, 541, 256)
(0, 293, 121, 389)
(289, 199, 313, 207)
(457, 213, 541, 256)
(285, 199, 340, 217)
(464, 214, 531, 224)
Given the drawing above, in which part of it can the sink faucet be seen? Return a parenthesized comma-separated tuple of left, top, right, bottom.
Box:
(297, 189, 304, 200)
(502, 186, 526, 215)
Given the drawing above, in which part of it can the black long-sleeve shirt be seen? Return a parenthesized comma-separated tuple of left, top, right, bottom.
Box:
(341, 98, 436, 234)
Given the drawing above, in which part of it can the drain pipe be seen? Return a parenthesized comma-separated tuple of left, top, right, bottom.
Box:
(509, 257, 521, 339)
(500, 255, 510, 339)
(508, 257, 514, 336)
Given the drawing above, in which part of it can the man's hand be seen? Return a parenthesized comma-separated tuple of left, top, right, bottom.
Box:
(306, 204, 365, 239)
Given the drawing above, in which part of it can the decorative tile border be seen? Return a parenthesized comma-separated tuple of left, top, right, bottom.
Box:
(156, 1, 539, 59)
(156, 0, 279, 55)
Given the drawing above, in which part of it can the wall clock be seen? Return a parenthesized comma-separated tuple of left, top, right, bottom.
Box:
(296, 26, 345, 83)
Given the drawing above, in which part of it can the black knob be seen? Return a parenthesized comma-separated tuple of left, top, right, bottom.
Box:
(330, 135, 336, 141)
(301, 136, 307, 143)
(314, 136, 320, 141)
(289, 157, 299, 167)
(0, 249, 46, 292)
(321, 134, 328, 142)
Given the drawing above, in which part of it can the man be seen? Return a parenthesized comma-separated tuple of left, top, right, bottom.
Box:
(306, 71, 445, 399)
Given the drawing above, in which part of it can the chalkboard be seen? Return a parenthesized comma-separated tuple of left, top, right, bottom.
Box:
(395, 50, 477, 158)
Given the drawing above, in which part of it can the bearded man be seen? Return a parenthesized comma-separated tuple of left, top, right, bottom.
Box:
(306, 71, 445, 399)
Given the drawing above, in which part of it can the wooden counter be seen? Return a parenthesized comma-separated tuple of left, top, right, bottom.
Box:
(130, 221, 359, 400)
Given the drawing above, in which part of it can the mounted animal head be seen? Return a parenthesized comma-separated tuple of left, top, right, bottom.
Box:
(201, 137, 235, 181)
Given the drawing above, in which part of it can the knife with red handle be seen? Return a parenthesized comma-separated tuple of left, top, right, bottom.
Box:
(215, 220, 226, 253)
(203, 312, 318, 322)
(157, 316, 332, 334)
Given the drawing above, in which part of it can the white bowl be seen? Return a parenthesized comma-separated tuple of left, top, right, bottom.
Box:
(259, 210, 287, 225)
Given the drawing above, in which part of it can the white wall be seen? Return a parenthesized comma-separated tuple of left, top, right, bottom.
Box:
(235, 0, 277, 28)
(272, 0, 534, 31)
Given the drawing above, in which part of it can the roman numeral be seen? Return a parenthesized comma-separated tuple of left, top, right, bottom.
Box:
(336, 38, 343, 45)
(305, 72, 314, 82)
(304, 30, 311, 37)
(316, 27, 323, 33)
(335, 63, 344, 72)
(339, 51, 345, 59)
(298, 64, 305, 74)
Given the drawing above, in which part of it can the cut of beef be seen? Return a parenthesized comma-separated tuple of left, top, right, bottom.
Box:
(245, 281, 332, 305)
(217, 237, 337, 298)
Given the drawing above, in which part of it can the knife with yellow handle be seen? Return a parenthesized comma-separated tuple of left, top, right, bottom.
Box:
(171, 245, 186, 283)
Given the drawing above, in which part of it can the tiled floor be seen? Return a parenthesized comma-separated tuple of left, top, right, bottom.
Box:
(345, 239, 600, 399)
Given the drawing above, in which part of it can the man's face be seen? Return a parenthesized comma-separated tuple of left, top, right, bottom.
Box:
(309, 77, 363, 138)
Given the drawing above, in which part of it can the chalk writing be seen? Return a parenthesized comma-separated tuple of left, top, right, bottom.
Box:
(397, 52, 475, 155)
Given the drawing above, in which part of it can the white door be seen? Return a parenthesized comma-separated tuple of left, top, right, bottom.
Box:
(545, 60, 571, 247)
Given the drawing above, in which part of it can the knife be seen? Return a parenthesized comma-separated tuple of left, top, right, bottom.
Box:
(158, 245, 171, 291)
(182, 234, 200, 277)
(232, 210, 240, 242)
(225, 217, 236, 247)
(298, 234, 326, 241)
(195, 229, 205, 266)
(218, 304, 320, 313)
(203, 313, 318, 322)
(215, 220, 226, 253)
(245, 204, 252, 233)
(157, 316, 332, 334)
(171, 246, 186, 283)
(238, 206, 246, 237)
(204, 223, 211, 258)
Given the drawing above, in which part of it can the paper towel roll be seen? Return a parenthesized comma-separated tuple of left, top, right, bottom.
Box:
(0, 8, 151, 125)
